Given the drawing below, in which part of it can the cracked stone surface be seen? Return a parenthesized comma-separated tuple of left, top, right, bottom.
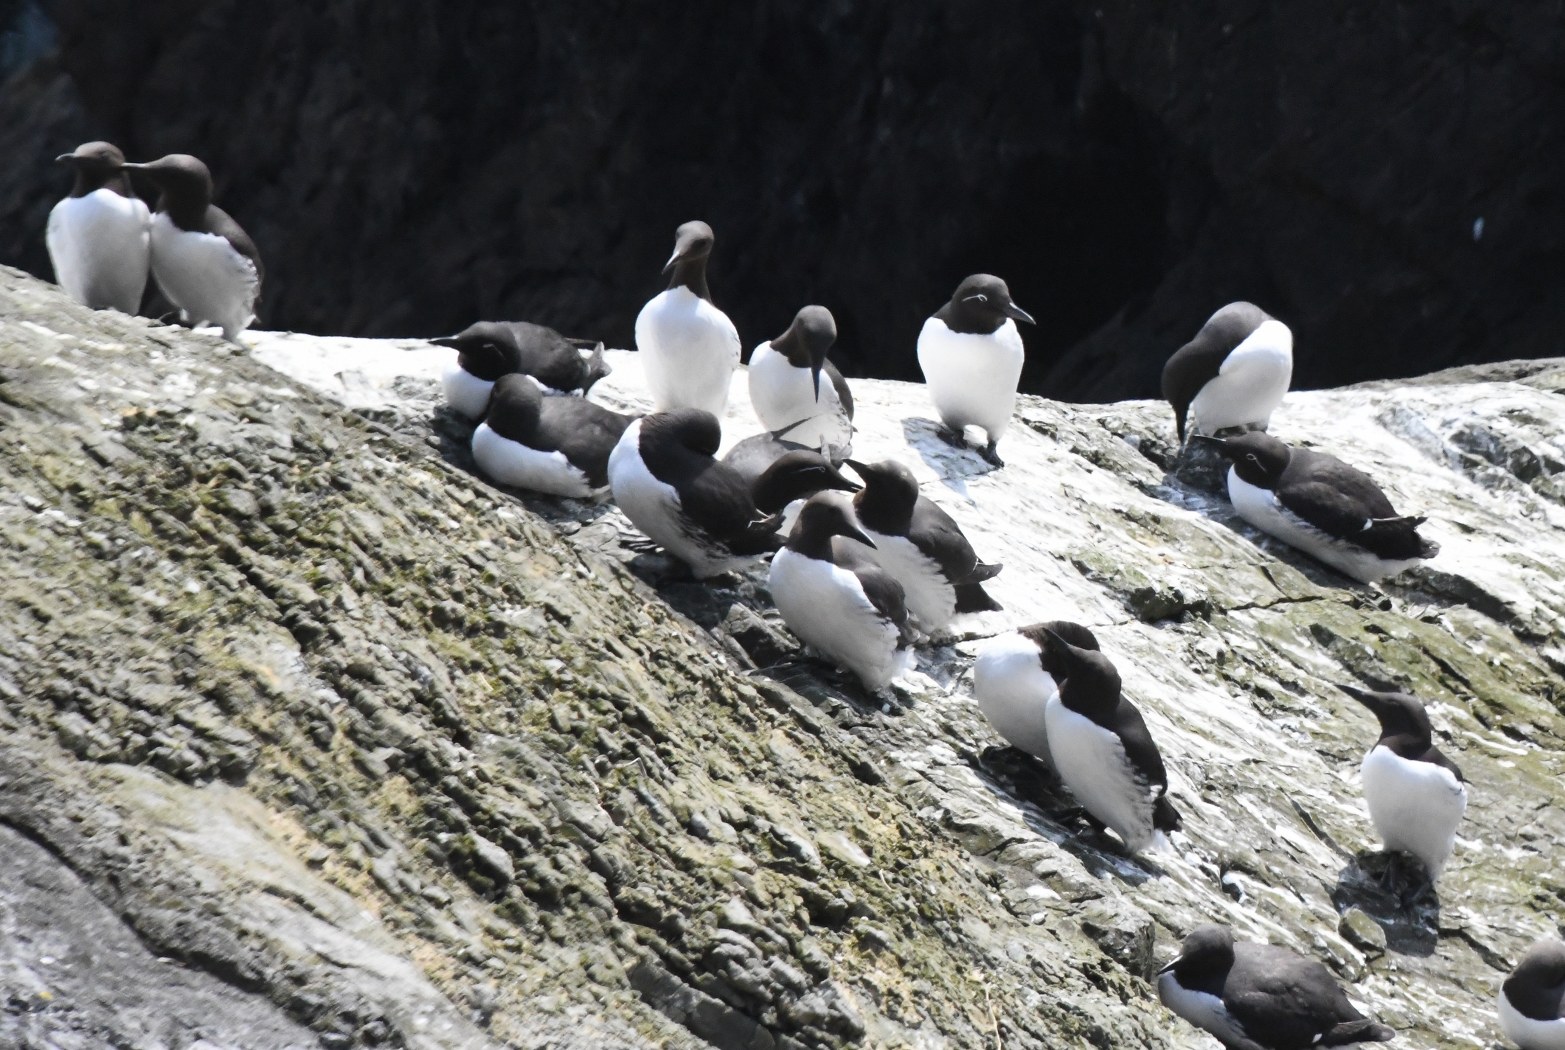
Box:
(2, 266, 1564, 1048)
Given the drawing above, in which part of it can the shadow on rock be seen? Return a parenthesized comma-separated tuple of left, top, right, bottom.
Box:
(899, 416, 998, 484)
(1331, 850, 1441, 957)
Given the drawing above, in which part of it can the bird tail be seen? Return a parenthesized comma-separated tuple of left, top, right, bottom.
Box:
(1361, 515, 1438, 560)
(1320, 1020, 1395, 1045)
(963, 560, 1003, 583)
(954, 581, 1003, 614)
(1153, 793, 1183, 833)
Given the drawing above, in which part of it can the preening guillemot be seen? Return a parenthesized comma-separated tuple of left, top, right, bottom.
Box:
(916, 273, 1034, 467)
(1163, 302, 1293, 442)
(972, 621, 1099, 770)
(1201, 431, 1438, 583)
(471, 373, 634, 499)
(123, 153, 262, 344)
(46, 141, 149, 313)
(635, 220, 741, 418)
(436, 321, 610, 419)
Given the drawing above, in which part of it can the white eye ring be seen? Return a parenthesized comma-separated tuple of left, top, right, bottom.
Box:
(1245, 453, 1260, 463)
(964, 293, 989, 304)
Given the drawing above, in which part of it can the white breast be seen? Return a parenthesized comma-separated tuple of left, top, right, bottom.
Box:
(769, 548, 912, 691)
(148, 213, 259, 342)
(1226, 469, 1424, 583)
(608, 421, 757, 578)
(471, 423, 597, 499)
(46, 189, 150, 313)
(861, 530, 956, 632)
(915, 317, 1025, 442)
(1188, 318, 1293, 435)
(1045, 697, 1156, 852)
(747, 343, 853, 456)
(1499, 987, 1565, 1050)
(1360, 744, 1467, 878)
(971, 634, 1057, 764)
(635, 286, 741, 417)
(1156, 974, 1251, 1048)
(441, 363, 495, 420)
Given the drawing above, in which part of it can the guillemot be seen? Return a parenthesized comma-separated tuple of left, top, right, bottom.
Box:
(471, 373, 634, 499)
(1162, 302, 1293, 443)
(46, 141, 149, 313)
(747, 304, 854, 459)
(635, 220, 741, 418)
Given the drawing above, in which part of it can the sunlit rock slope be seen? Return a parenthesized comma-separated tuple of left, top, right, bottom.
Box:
(2, 265, 1562, 1049)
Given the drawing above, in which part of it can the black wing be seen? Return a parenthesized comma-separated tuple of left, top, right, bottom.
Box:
(553, 404, 635, 487)
(206, 204, 264, 288)
(1111, 697, 1170, 796)
(906, 497, 987, 582)
(679, 460, 783, 555)
(824, 360, 855, 420)
(1276, 471, 1429, 560)
(1226, 946, 1380, 1049)
(837, 541, 915, 645)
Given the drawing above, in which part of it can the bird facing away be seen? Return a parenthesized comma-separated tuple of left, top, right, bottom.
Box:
(608, 409, 782, 578)
(769, 492, 915, 693)
(122, 154, 262, 344)
(972, 621, 1100, 771)
(747, 305, 854, 460)
(1158, 924, 1395, 1050)
(1341, 684, 1467, 886)
(916, 273, 1034, 467)
(46, 141, 150, 313)
(1499, 937, 1565, 1050)
(843, 457, 1001, 632)
(1041, 629, 1180, 853)
(1162, 302, 1294, 443)
(1200, 431, 1438, 583)
(471, 373, 634, 499)
(635, 220, 741, 418)
(435, 321, 611, 419)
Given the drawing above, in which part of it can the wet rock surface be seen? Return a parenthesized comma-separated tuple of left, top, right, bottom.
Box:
(3, 266, 1564, 1048)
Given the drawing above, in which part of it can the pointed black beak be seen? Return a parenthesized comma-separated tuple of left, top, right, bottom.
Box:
(810, 360, 824, 402)
(54, 153, 74, 164)
(429, 336, 462, 350)
(1004, 301, 1036, 326)
(822, 465, 862, 494)
(1340, 684, 1380, 709)
(660, 253, 679, 276)
(843, 458, 876, 481)
(1157, 957, 1182, 976)
(841, 523, 877, 549)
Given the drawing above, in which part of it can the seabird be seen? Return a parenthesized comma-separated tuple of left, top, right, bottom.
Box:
(471, 373, 634, 499)
(435, 321, 611, 419)
(46, 141, 149, 313)
(1041, 629, 1180, 853)
(916, 273, 1034, 467)
(635, 220, 741, 418)
(843, 458, 1001, 632)
(1499, 937, 1565, 1050)
(122, 153, 262, 344)
(607, 409, 782, 577)
(749, 449, 860, 518)
(1342, 684, 1467, 889)
(1201, 431, 1439, 583)
(747, 305, 854, 459)
(769, 491, 915, 692)
(1158, 924, 1395, 1050)
(971, 621, 1100, 770)
(1162, 302, 1294, 443)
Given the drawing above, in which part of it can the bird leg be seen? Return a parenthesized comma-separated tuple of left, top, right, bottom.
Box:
(937, 425, 969, 450)
(979, 440, 1005, 468)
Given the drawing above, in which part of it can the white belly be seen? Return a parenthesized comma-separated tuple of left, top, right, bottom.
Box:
(1227, 470, 1424, 583)
(1045, 697, 1156, 852)
(441, 363, 496, 420)
(747, 344, 853, 456)
(1187, 318, 1293, 435)
(862, 530, 956, 631)
(46, 189, 150, 313)
(1500, 988, 1565, 1050)
(472, 423, 597, 499)
(148, 213, 259, 341)
(915, 317, 1024, 442)
(1360, 745, 1466, 878)
(769, 548, 912, 691)
(635, 287, 741, 417)
(608, 422, 756, 577)
(971, 634, 1057, 764)
(1156, 974, 1251, 1049)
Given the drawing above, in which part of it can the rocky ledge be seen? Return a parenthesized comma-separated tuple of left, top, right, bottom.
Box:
(1, 265, 1562, 1049)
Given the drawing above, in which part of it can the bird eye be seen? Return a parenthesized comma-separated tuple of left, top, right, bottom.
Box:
(963, 294, 989, 304)
(1245, 453, 1259, 463)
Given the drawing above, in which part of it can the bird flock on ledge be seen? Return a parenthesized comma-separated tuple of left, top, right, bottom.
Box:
(42, 143, 1565, 1050)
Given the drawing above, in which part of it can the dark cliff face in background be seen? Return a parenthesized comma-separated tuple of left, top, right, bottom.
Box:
(0, 1, 1561, 401)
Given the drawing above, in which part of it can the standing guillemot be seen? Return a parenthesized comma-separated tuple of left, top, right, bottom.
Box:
(1040, 629, 1179, 853)
(1342, 684, 1467, 889)
(1162, 302, 1294, 443)
(608, 409, 782, 577)
(1158, 925, 1395, 1050)
(769, 492, 915, 693)
(122, 154, 262, 344)
(635, 220, 741, 418)
(1500, 938, 1565, 1050)
(46, 141, 150, 313)
(747, 305, 854, 459)
(843, 458, 1001, 632)
(471, 373, 634, 499)
(1200, 432, 1438, 583)
(435, 321, 611, 419)
(971, 621, 1100, 771)
(916, 273, 1034, 467)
